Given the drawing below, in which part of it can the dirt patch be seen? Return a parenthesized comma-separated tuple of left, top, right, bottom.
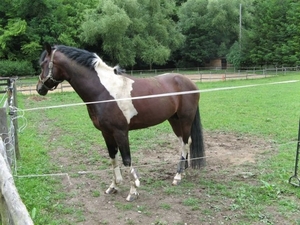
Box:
(27, 95, 48, 101)
(50, 131, 275, 225)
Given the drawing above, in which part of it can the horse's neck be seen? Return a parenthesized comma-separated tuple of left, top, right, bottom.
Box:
(65, 63, 105, 102)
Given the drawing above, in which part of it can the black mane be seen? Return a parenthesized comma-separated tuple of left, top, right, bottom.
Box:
(39, 45, 98, 70)
(56, 45, 97, 70)
(39, 45, 126, 74)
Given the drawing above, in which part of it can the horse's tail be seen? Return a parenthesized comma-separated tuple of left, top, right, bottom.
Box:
(190, 106, 205, 169)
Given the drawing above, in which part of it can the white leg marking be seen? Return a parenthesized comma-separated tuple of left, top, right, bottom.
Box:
(173, 173, 182, 185)
(126, 166, 140, 202)
(105, 155, 123, 194)
(173, 137, 187, 185)
(112, 155, 123, 184)
(93, 58, 138, 123)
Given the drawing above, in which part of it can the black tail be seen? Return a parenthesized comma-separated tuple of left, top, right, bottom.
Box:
(190, 106, 205, 169)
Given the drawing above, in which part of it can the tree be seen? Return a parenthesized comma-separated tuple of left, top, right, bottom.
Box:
(0, 0, 97, 62)
(80, 0, 184, 69)
(248, 0, 300, 66)
(0, 19, 27, 59)
(226, 41, 241, 68)
(226, 1, 254, 67)
(177, 0, 253, 67)
(177, 0, 212, 66)
(280, 0, 300, 65)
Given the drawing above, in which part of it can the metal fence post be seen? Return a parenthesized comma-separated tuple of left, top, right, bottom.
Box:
(289, 119, 300, 187)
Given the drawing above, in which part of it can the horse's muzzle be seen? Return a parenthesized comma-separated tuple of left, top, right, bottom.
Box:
(36, 83, 48, 96)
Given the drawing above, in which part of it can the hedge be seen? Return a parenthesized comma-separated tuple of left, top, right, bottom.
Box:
(0, 60, 35, 77)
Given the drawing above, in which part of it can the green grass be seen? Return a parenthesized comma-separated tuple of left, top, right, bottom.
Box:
(198, 76, 299, 142)
(14, 73, 300, 224)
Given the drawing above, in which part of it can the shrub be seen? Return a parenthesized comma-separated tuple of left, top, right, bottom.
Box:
(0, 60, 35, 77)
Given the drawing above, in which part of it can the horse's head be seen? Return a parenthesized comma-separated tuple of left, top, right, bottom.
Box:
(36, 43, 64, 96)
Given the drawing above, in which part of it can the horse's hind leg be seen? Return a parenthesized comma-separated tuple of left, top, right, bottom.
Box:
(168, 117, 192, 185)
(172, 137, 190, 185)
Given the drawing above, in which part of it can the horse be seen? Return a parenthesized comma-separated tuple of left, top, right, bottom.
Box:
(36, 43, 205, 201)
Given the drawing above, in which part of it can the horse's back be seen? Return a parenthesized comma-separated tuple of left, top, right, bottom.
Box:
(129, 73, 198, 94)
(155, 73, 199, 93)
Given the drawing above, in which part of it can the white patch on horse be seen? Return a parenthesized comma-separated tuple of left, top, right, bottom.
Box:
(93, 55, 138, 123)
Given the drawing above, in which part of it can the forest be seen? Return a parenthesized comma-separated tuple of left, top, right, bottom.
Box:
(0, 0, 299, 75)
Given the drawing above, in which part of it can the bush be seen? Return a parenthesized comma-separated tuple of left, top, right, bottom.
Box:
(0, 60, 35, 77)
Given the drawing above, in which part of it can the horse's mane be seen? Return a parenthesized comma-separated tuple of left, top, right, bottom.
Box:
(56, 45, 98, 70)
(39, 45, 125, 74)
(113, 65, 126, 75)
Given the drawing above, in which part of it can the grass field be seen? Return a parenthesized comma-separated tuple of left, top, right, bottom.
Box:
(14, 73, 300, 224)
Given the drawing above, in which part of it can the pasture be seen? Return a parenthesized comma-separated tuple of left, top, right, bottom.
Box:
(15, 74, 300, 224)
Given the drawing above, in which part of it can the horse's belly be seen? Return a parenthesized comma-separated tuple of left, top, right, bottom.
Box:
(128, 98, 176, 130)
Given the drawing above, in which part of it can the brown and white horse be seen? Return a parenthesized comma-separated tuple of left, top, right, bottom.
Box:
(36, 43, 205, 201)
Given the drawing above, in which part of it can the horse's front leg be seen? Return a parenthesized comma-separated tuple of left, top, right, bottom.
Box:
(103, 134, 123, 194)
(116, 131, 140, 202)
(105, 154, 123, 194)
(172, 137, 189, 185)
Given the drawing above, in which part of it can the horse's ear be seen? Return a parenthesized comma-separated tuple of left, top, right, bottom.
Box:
(44, 43, 52, 55)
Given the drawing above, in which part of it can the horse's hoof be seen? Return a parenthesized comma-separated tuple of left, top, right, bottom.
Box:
(172, 179, 181, 186)
(105, 187, 118, 194)
(126, 193, 139, 202)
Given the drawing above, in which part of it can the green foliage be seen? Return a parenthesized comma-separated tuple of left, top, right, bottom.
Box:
(177, 0, 254, 66)
(226, 41, 241, 68)
(0, 0, 97, 69)
(0, 18, 27, 59)
(248, 0, 300, 66)
(81, 0, 183, 68)
(0, 0, 300, 69)
(0, 19, 27, 48)
(0, 60, 35, 76)
(177, 0, 212, 65)
(81, 0, 134, 64)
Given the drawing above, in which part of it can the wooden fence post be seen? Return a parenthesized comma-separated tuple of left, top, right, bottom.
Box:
(7, 79, 20, 159)
(0, 138, 13, 225)
(0, 138, 34, 225)
(0, 107, 11, 166)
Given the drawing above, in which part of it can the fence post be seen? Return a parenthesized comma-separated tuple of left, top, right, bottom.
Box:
(7, 79, 20, 159)
(0, 138, 13, 225)
(0, 138, 34, 225)
(0, 107, 12, 166)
